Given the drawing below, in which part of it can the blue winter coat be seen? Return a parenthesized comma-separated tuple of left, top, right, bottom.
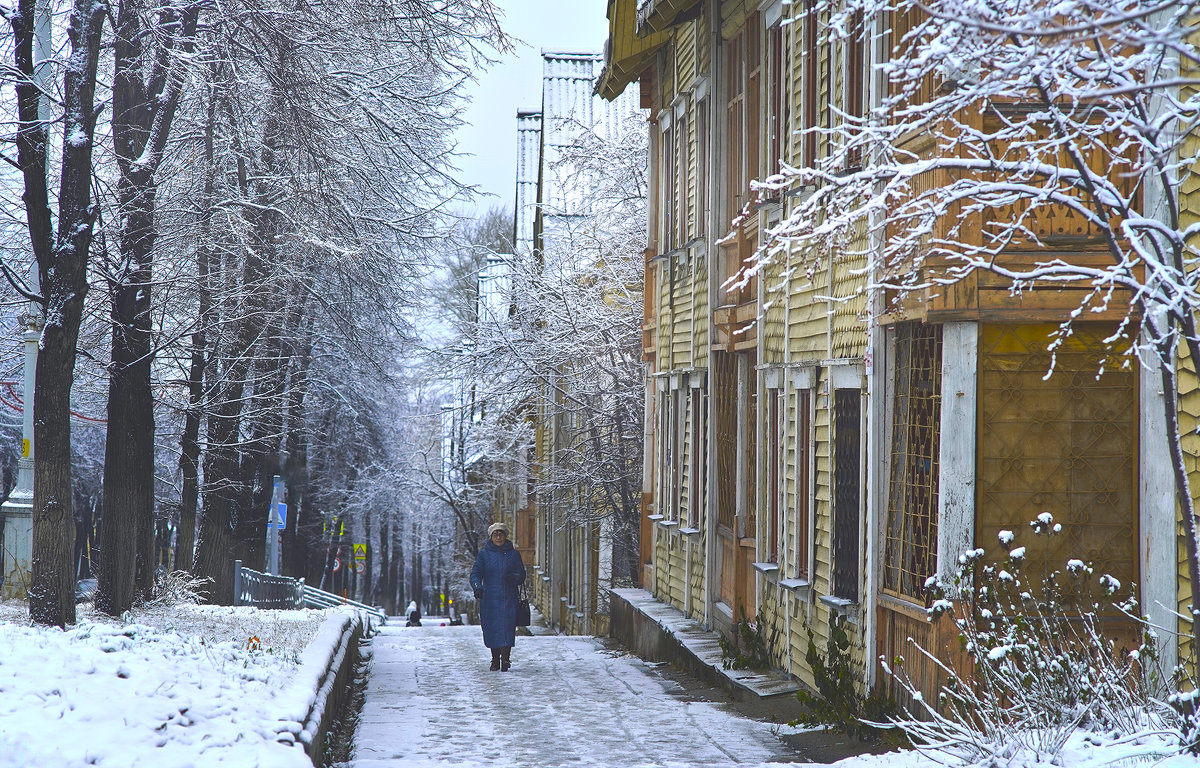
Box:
(470, 539, 526, 649)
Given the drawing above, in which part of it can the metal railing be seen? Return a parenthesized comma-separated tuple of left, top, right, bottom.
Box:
(233, 560, 303, 609)
(232, 560, 387, 624)
(301, 582, 386, 624)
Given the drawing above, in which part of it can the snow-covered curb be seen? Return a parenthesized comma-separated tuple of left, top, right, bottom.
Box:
(275, 607, 379, 763)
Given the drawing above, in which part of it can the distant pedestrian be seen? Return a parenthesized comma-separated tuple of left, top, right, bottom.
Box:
(405, 600, 422, 627)
(470, 522, 526, 671)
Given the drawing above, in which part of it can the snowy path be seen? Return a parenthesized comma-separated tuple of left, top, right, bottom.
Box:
(351, 624, 802, 768)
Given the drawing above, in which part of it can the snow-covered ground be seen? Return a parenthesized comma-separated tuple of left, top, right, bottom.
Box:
(2, 597, 1199, 768)
(0, 597, 330, 768)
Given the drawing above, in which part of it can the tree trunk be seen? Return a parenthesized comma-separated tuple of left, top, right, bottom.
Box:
(97, 190, 155, 614)
(15, 0, 106, 627)
(176, 87, 219, 575)
(378, 517, 391, 614)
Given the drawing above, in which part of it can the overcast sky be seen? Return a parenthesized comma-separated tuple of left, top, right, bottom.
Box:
(452, 0, 610, 219)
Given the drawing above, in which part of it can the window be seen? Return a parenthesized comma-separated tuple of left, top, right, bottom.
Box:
(801, 0, 819, 168)
(688, 386, 707, 529)
(742, 354, 758, 539)
(658, 388, 670, 516)
(832, 388, 861, 601)
(721, 15, 762, 306)
(695, 97, 708, 237)
(675, 107, 690, 247)
(724, 28, 747, 222)
(714, 352, 737, 531)
(795, 388, 812, 579)
(883, 323, 942, 601)
(843, 9, 867, 169)
(661, 116, 676, 251)
(672, 386, 684, 520)
(765, 21, 787, 182)
(764, 386, 782, 562)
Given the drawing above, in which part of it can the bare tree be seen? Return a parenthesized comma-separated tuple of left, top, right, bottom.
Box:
(760, 0, 1200, 652)
(95, 0, 202, 616)
(453, 112, 649, 582)
(3, 0, 107, 626)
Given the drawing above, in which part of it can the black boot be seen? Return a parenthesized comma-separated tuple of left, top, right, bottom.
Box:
(490, 648, 501, 671)
(500, 647, 511, 672)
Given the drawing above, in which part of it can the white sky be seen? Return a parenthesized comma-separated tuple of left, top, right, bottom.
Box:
(453, 0, 611, 219)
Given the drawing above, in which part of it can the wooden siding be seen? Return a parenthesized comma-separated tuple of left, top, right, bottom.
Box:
(1179, 47, 1200, 663)
(1178, 345, 1199, 664)
(598, 0, 670, 100)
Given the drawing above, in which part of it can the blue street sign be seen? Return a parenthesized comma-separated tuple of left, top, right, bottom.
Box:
(277, 502, 287, 529)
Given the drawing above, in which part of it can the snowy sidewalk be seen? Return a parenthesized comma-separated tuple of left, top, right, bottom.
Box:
(350, 624, 804, 768)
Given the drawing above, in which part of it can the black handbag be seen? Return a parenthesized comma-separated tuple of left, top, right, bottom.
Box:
(515, 583, 531, 627)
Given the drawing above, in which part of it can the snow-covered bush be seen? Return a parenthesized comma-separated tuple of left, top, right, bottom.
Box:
(880, 515, 1187, 763)
(143, 570, 213, 607)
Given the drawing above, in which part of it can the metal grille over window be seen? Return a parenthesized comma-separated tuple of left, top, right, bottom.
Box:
(832, 388, 861, 602)
(883, 322, 943, 600)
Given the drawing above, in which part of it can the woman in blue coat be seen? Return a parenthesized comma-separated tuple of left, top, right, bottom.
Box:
(470, 522, 527, 671)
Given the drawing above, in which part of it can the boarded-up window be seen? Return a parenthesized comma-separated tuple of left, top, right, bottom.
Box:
(833, 388, 861, 601)
(883, 322, 943, 601)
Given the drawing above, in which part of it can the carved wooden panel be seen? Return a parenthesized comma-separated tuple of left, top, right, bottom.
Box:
(977, 324, 1137, 600)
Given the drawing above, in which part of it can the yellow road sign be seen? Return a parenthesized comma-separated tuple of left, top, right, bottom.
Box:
(353, 543, 367, 560)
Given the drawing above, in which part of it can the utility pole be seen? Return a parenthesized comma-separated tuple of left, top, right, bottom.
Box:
(1, 0, 49, 599)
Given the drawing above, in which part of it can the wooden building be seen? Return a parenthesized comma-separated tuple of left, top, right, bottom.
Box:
(499, 52, 644, 637)
(599, 0, 1178, 709)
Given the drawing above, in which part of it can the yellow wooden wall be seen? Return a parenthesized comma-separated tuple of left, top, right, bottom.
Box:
(1179, 35, 1200, 665)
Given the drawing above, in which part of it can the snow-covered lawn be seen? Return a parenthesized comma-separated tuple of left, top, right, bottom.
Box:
(0, 598, 331, 768)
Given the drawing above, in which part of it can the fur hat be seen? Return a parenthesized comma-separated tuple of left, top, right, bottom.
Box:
(488, 522, 509, 537)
